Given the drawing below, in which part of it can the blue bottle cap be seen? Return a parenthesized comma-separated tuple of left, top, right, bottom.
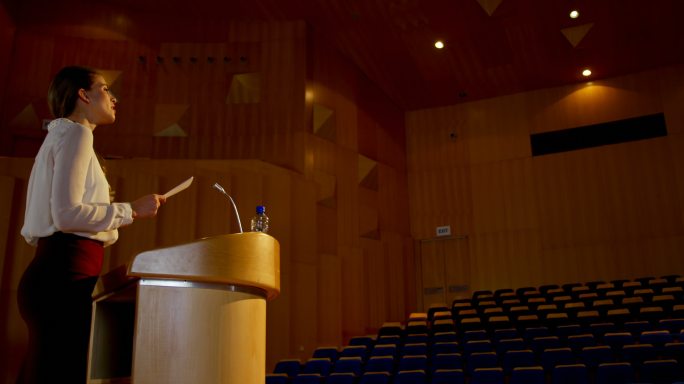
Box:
(256, 205, 265, 214)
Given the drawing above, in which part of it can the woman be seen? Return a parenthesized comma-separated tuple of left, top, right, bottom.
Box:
(17, 66, 165, 383)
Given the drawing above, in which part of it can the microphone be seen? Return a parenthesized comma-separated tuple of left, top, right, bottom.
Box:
(212, 183, 244, 233)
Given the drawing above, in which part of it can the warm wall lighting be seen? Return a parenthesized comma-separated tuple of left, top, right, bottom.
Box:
(434, 40, 445, 49)
(582, 68, 592, 77)
(569, 9, 580, 19)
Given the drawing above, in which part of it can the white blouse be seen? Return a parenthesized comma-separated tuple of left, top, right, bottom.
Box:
(21, 118, 134, 247)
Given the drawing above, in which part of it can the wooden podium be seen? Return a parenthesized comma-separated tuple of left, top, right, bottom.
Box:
(87, 232, 280, 384)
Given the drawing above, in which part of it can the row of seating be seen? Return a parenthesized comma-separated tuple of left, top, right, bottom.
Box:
(268, 275, 684, 383)
(307, 331, 684, 361)
(462, 275, 683, 304)
(268, 361, 684, 383)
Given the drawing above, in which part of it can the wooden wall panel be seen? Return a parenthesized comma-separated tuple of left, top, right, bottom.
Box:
(407, 65, 684, 296)
(1, 21, 307, 173)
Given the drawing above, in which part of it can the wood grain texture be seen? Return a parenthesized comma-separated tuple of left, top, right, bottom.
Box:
(407, 65, 684, 293)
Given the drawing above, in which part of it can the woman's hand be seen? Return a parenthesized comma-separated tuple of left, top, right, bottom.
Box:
(131, 194, 166, 219)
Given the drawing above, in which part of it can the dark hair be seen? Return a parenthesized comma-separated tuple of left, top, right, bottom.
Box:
(47, 66, 98, 118)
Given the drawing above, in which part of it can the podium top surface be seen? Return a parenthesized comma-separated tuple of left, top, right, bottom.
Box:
(127, 232, 280, 300)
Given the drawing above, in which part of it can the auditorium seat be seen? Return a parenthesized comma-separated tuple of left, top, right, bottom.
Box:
(273, 359, 302, 378)
(540, 347, 575, 371)
(620, 343, 656, 366)
(522, 326, 550, 341)
(516, 314, 541, 330)
(530, 335, 562, 354)
(579, 345, 615, 368)
(492, 328, 519, 342)
(370, 344, 396, 358)
(325, 372, 356, 384)
(312, 346, 338, 362)
(349, 336, 375, 348)
(487, 315, 512, 330)
(340, 345, 368, 360)
(502, 349, 536, 374)
(400, 343, 427, 357)
(495, 337, 526, 356)
(658, 317, 684, 333)
(575, 310, 600, 328)
(393, 370, 426, 384)
(432, 318, 456, 333)
(595, 362, 634, 384)
(561, 283, 582, 293)
(605, 308, 631, 327)
(427, 306, 450, 322)
(265, 373, 289, 384)
(431, 341, 459, 356)
(378, 322, 403, 337)
(562, 301, 585, 319)
(551, 363, 589, 384)
(622, 281, 642, 295)
(567, 334, 596, 353)
(403, 333, 428, 345)
(431, 311, 452, 322)
(432, 332, 457, 344)
(663, 342, 684, 365)
(466, 351, 498, 374)
(376, 335, 400, 346)
(539, 285, 561, 295)
(621, 296, 644, 315)
(623, 320, 652, 335)
(640, 359, 683, 383)
(358, 372, 390, 384)
(509, 366, 545, 384)
(588, 322, 618, 340)
(555, 323, 582, 338)
(332, 357, 363, 376)
(293, 373, 322, 384)
(639, 329, 674, 348)
(458, 316, 483, 332)
(652, 294, 677, 314)
(544, 312, 570, 328)
(405, 320, 428, 335)
(303, 358, 332, 376)
(364, 356, 393, 374)
(431, 353, 463, 372)
(431, 369, 465, 384)
(463, 340, 492, 355)
(473, 290, 494, 300)
(463, 329, 487, 342)
(397, 355, 427, 372)
(471, 367, 504, 384)
(602, 332, 634, 352)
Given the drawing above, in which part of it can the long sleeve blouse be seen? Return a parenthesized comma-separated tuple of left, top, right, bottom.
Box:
(21, 118, 134, 247)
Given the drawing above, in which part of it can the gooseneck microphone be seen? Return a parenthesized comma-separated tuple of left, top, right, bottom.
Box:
(212, 183, 244, 233)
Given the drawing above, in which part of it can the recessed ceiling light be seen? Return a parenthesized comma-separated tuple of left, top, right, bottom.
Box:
(434, 40, 445, 49)
(569, 9, 579, 19)
(582, 68, 592, 77)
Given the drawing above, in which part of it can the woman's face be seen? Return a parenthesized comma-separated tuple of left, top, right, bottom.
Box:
(84, 74, 117, 125)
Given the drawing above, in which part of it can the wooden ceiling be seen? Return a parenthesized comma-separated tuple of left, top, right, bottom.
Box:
(4, 0, 684, 110)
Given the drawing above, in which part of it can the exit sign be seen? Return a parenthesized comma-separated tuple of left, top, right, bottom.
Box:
(436, 225, 451, 237)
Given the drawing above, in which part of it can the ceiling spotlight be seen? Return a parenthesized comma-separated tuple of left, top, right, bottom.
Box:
(434, 40, 445, 49)
(582, 68, 592, 77)
(569, 9, 579, 19)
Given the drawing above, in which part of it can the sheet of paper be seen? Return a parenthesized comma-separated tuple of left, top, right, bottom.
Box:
(163, 176, 194, 198)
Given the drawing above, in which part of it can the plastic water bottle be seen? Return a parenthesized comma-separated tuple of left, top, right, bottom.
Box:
(250, 205, 269, 233)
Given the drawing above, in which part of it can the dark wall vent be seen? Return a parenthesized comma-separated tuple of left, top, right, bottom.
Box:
(530, 113, 667, 156)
